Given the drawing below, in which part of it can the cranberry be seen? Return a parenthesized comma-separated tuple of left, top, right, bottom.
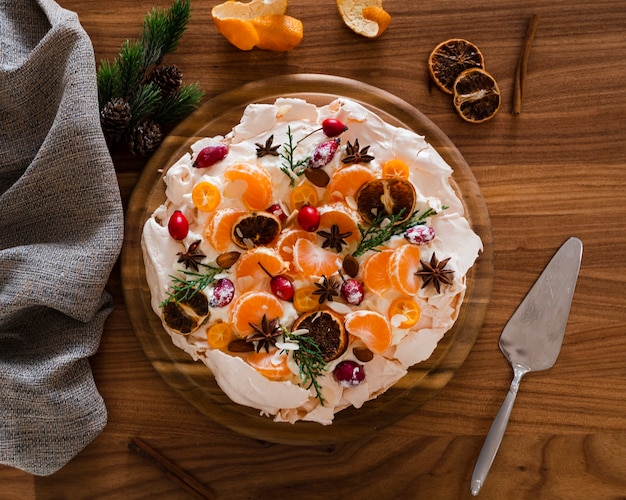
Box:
(266, 203, 287, 223)
(209, 278, 235, 307)
(168, 210, 188, 240)
(258, 263, 294, 301)
(193, 143, 229, 168)
(297, 205, 320, 232)
(322, 118, 348, 137)
(333, 360, 365, 387)
(404, 225, 435, 245)
(308, 138, 340, 169)
(340, 279, 364, 305)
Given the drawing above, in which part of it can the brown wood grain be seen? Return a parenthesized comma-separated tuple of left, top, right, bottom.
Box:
(3, 0, 626, 498)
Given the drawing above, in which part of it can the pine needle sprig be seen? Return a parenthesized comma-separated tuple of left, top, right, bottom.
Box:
(141, 0, 191, 67)
(282, 327, 327, 405)
(352, 206, 445, 257)
(117, 40, 145, 99)
(96, 59, 119, 107)
(154, 82, 204, 123)
(128, 83, 162, 125)
(279, 126, 310, 187)
(160, 263, 222, 307)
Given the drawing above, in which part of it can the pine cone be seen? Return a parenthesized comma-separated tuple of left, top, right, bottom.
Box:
(100, 98, 132, 138)
(146, 64, 183, 95)
(127, 119, 163, 156)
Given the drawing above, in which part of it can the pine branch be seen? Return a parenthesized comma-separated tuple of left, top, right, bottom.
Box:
(128, 83, 162, 125)
(154, 82, 204, 123)
(282, 327, 327, 405)
(141, 0, 191, 67)
(117, 40, 145, 98)
(96, 59, 119, 107)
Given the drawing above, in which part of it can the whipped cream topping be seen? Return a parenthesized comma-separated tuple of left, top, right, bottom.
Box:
(142, 97, 482, 424)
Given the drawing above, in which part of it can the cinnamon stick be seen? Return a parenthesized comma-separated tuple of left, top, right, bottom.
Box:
(129, 437, 216, 499)
(512, 14, 539, 115)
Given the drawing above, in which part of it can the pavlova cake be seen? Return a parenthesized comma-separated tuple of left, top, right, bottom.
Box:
(142, 97, 482, 425)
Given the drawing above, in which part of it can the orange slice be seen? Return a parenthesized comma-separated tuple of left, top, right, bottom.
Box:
(344, 310, 392, 353)
(204, 207, 246, 252)
(290, 182, 319, 210)
(318, 204, 361, 247)
(235, 247, 288, 291)
(207, 322, 234, 349)
(389, 244, 422, 295)
(428, 38, 485, 94)
(229, 290, 284, 337)
(292, 285, 320, 313)
(327, 164, 376, 202)
(361, 248, 394, 295)
(223, 163, 273, 210)
(336, 0, 391, 39)
(246, 351, 292, 380)
(453, 67, 501, 123)
(192, 181, 221, 212)
(382, 159, 410, 179)
(292, 238, 342, 278)
(388, 297, 421, 329)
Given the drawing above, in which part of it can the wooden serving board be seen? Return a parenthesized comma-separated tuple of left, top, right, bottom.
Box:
(121, 74, 493, 445)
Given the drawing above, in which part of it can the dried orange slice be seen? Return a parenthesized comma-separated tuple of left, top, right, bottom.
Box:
(192, 181, 221, 212)
(292, 285, 320, 314)
(162, 290, 209, 335)
(207, 322, 234, 349)
(223, 163, 273, 210)
(326, 164, 376, 202)
(292, 238, 342, 278)
(235, 247, 288, 291)
(290, 182, 319, 210)
(356, 178, 416, 225)
(231, 211, 281, 249)
(344, 310, 392, 354)
(204, 207, 246, 252)
(229, 290, 284, 336)
(361, 248, 394, 295)
(389, 244, 421, 295)
(336, 0, 391, 39)
(292, 310, 348, 362)
(428, 39, 485, 94)
(246, 351, 292, 380)
(382, 159, 409, 179)
(453, 68, 501, 123)
(388, 297, 421, 329)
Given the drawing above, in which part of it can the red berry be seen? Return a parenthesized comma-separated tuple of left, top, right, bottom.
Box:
(168, 210, 188, 240)
(270, 275, 294, 301)
(193, 143, 229, 168)
(266, 203, 287, 223)
(209, 278, 235, 307)
(297, 205, 320, 231)
(333, 360, 365, 387)
(404, 225, 435, 245)
(340, 278, 364, 305)
(322, 118, 348, 137)
(308, 138, 340, 169)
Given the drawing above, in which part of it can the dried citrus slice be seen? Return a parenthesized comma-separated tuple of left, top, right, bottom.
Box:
(223, 163, 273, 210)
(229, 290, 284, 336)
(292, 310, 348, 362)
(290, 182, 319, 210)
(292, 238, 342, 278)
(382, 159, 409, 179)
(428, 38, 485, 94)
(231, 212, 281, 249)
(207, 322, 234, 349)
(162, 290, 209, 335)
(204, 207, 246, 252)
(292, 285, 320, 313)
(235, 247, 288, 291)
(388, 297, 421, 329)
(361, 248, 394, 295)
(356, 178, 416, 225)
(246, 351, 292, 380)
(192, 181, 221, 212)
(344, 310, 392, 354)
(251, 15, 303, 51)
(336, 0, 391, 38)
(453, 67, 501, 123)
(326, 164, 376, 202)
(389, 244, 422, 295)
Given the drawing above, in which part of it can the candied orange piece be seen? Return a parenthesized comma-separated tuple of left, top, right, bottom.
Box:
(361, 248, 394, 296)
(292, 285, 320, 313)
(344, 310, 392, 353)
(223, 163, 273, 210)
(290, 182, 319, 210)
(382, 159, 410, 179)
(229, 290, 284, 337)
(388, 297, 421, 329)
(389, 244, 422, 295)
(207, 322, 234, 349)
(192, 181, 221, 212)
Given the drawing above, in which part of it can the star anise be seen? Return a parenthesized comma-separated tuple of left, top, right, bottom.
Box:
(176, 240, 206, 272)
(341, 138, 375, 165)
(313, 275, 340, 304)
(414, 253, 455, 294)
(246, 315, 283, 353)
(255, 135, 280, 157)
(317, 224, 352, 253)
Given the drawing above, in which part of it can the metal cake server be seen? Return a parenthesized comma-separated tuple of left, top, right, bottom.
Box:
(470, 237, 583, 496)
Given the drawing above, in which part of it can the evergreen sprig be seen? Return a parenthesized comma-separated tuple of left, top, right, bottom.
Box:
(160, 263, 222, 307)
(282, 327, 327, 405)
(279, 126, 310, 187)
(154, 83, 204, 123)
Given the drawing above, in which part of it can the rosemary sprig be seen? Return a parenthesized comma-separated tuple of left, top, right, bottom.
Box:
(160, 263, 221, 307)
(352, 206, 445, 257)
(279, 126, 310, 187)
(282, 327, 326, 405)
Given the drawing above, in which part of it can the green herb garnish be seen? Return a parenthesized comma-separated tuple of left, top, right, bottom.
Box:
(279, 126, 310, 187)
(160, 263, 221, 307)
(282, 326, 327, 405)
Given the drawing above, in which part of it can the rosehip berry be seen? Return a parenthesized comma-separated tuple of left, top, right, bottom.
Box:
(266, 203, 287, 223)
(333, 360, 365, 387)
(297, 205, 320, 232)
(168, 210, 188, 240)
(209, 278, 235, 307)
(322, 118, 348, 137)
(308, 138, 340, 169)
(340, 278, 364, 305)
(193, 143, 229, 168)
(270, 275, 294, 301)
(404, 225, 435, 245)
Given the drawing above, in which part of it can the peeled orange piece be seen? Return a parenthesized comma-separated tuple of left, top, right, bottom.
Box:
(211, 0, 303, 51)
(273, 229, 317, 271)
(292, 238, 342, 278)
(246, 351, 292, 380)
(336, 0, 391, 38)
(389, 244, 422, 295)
(204, 207, 246, 252)
(223, 163, 273, 210)
(344, 310, 392, 353)
(235, 247, 288, 291)
(229, 290, 284, 336)
(327, 164, 376, 202)
(361, 248, 394, 296)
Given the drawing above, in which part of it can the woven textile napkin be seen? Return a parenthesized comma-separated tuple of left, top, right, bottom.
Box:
(0, 0, 123, 475)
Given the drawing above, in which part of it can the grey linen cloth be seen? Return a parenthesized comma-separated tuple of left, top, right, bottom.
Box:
(0, 0, 123, 475)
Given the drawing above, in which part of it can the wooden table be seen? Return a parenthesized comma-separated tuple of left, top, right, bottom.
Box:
(4, 1, 626, 498)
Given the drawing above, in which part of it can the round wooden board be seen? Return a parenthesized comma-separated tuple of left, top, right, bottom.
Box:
(121, 74, 493, 445)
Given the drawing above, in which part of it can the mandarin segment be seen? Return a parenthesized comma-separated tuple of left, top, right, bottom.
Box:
(246, 351, 292, 380)
(273, 229, 317, 269)
(235, 247, 288, 291)
(229, 290, 284, 337)
(326, 164, 376, 202)
(223, 163, 273, 210)
(344, 310, 392, 354)
(292, 237, 342, 278)
(389, 244, 422, 295)
(318, 205, 361, 247)
(361, 248, 394, 296)
(205, 207, 247, 252)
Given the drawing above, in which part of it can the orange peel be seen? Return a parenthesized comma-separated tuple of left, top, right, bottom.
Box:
(336, 0, 391, 38)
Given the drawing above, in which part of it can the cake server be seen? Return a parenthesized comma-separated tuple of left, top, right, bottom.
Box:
(470, 237, 583, 496)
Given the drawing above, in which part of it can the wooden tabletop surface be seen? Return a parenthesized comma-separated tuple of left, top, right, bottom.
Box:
(4, 1, 626, 498)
